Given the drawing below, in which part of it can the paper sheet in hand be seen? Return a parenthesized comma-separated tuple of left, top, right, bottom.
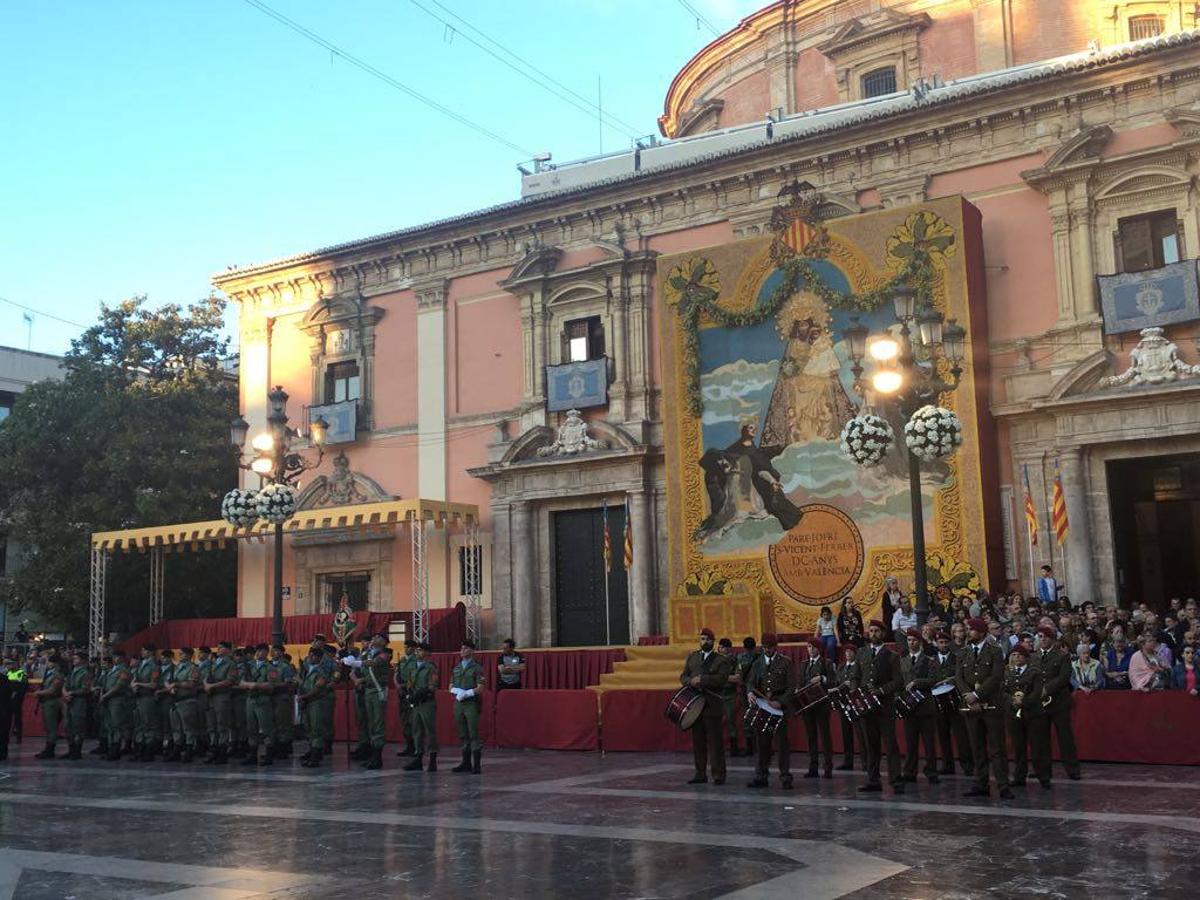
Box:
(754, 696, 784, 716)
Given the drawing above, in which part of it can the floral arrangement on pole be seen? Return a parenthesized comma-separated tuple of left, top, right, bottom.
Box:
(904, 405, 963, 461)
(839, 413, 895, 467)
(256, 482, 298, 524)
(220, 488, 261, 528)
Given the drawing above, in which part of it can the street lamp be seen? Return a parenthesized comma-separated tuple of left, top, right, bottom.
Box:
(231, 386, 328, 648)
(842, 292, 967, 624)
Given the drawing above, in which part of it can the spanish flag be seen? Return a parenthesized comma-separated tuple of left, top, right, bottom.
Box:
(1051, 457, 1070, 546)
(602, 501, 612, 572)
(622, 495, 633, 570)
(1023, 465, 1039, 547)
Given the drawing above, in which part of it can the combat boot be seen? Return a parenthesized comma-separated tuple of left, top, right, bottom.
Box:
(350, 742, 369, 761)
(180, 747, 193, 763)
(68, 741, 83, 761)
(452, 747, 471, 773)
(241, 748, 258, 765)
(90, 740, 107, 756)
(34, 742, 55, 760)
(427, 752, 437, 772)
(403, 753, 424, 772)
(471, 750, 481, 774)
(257, 746, 273, 766)
(364, 747, 382, 770)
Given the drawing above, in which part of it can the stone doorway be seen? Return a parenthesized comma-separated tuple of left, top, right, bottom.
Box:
(552, 506, 630, 646)
(1107, 452, 1200, 606)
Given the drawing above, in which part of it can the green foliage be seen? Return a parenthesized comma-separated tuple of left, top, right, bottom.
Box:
(0, 296, 239, 638)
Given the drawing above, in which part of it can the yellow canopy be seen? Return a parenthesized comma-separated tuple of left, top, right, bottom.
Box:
(91, 498, 479, 553)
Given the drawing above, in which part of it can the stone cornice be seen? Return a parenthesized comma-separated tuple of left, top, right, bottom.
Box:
(213, 44, 1200, 303)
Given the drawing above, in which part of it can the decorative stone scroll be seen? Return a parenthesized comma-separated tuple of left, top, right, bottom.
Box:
(1100, 327, 1200, 388)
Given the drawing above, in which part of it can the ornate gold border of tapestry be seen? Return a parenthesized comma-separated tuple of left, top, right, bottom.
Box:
(659, 196, 990, 636)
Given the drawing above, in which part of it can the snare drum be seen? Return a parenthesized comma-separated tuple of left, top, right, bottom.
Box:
(795, 681, 829, 714)
(894, 686, 927, 719)
(839, 687, 882, 723)
(931, 682, 960, 715)
(743, 705, 784, 737)
(665, 686, 706, 731)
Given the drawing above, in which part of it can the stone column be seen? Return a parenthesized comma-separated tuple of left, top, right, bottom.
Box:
(511, 500, 537, 647)
(629, 489, 655, 640)
(610, 277, 629, 422)
(1057, 447, 1095, 606)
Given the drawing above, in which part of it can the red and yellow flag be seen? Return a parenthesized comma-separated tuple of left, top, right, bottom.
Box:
(784, 218, 816, 254)
(623, 495, 633, 570)
(602, 501, 612, 571)
(1051, 457, 1070, 546)
(1022, 465, 1039, 547)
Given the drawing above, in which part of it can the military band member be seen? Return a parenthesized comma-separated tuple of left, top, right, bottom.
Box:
(955, 617, 1013, 799)
(745, 633, 794, 789)
(734, 637, 760, 757)
(101, 649, 134, 760)
(270, 645, 296, 760)
(61, 650, 91, 760)
(798, 638, 834, 779)
(404, 641, 439, 772)
(168, 647, 203, 762)
(835, 643, 864, 771)
(130, 644, 161, 761)
(33, 655, 65, 760)
(203, 641, 237, 764)
(899, 628, 939, 784)
(451, 641, 485, 774)
(1003, 641, 1051, 788)
(242, 643, 277, 766)
(933, 630, 972, 775)
(298, 648, 330, 767)
(716, 638, 740, 757)
(853, 620, 904, 794)
(1036, 625, 1081, 781)
(156, 650, 177, 760)
(362, 640, 393, 771)
(395, 639, 418, 757)
(680, 628, 733, 785)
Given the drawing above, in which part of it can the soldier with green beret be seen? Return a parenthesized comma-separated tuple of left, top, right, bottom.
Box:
(168, 647, 203, 762)
(230, 647, 250, 758)
(131, 644, 162, 762)
(156, 649, 177, 760)
(202, 641, 237, 764)
(195, 646, 213, 757)
(298, 648, 330, 768)
(450, 640, 485, 774)
(89, 655, 111, 757)
(394, 639, 418, 757)
(100, 649, 134, 760)
(362, 640, 392, 770)
(403, 642, 439, 772)
(61, 649, 92, 760)
(270, 645, 296, 760)
(33, 655, 65, 760)
(241, 643, 277, 766)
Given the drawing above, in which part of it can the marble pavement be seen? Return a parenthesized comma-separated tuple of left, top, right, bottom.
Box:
(0, 744, 1195, 898)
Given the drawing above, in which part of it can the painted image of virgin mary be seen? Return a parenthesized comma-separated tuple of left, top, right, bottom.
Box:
(760, 312, 855, 447)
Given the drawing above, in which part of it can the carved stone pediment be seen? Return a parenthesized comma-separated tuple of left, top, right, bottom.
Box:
(1100, 327, 1200, 389)
(1165, 105, 1200, 138)
(296, 452, 393, 509)
(504, 245, 565, 284)
(817, 8, 930, 57)
(1042, 124, 1113, 171)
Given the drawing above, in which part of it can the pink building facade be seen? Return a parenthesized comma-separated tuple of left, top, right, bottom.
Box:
(213, 2, 1200, 646)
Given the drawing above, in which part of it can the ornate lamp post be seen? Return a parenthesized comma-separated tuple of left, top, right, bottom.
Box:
(842, 289, 967, 624)
(227, 386, 328, 648)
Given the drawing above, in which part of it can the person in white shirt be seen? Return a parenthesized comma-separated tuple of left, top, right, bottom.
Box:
(891, 598, 918, 635)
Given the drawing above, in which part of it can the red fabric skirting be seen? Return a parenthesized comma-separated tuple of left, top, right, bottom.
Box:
(494, 690, 599, 750)
(637, 636, 669, 646)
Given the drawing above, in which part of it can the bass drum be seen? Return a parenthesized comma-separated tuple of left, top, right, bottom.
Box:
(665, 686, 706, 731)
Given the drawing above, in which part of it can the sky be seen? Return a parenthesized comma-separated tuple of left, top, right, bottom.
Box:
(1, 0, 764, 356)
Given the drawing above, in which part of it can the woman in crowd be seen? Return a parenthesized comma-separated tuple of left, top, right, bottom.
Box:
(1172, 645, 1198, 695)
(1129, 634, 1171, 691)
(815, 606, 838, 660)
(1103, 633, 1133, 690)
(836, 596, 863, 648)
(1071, 643, 1104, 693)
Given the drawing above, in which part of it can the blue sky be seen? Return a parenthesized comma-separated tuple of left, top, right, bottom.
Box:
(1, 0, 762, 355)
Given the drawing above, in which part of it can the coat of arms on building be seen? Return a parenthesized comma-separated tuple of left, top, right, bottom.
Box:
(768, 180, 831, 264)
(1100, 327, 1200, 388)
(537, 409, 604, 457)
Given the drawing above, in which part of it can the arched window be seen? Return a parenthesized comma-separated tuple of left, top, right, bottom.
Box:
(861, 67, 897, 99)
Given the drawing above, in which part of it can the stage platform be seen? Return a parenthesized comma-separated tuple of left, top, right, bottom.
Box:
(0, 746, 1196, 898)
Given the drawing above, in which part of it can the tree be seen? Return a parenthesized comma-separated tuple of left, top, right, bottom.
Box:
(0, 296, 239, 639)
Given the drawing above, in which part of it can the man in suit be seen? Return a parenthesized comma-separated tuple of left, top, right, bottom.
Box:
(932, 630, 972, 775)
(853, 620, 904, 795)
(955, 617, 1013, 799)
(898, 628, 940, 784)
(679, 628, 734, 785)
(1036, 624, 1081, 781)
(745, 633, 794, 789)
(798, 639, 834, 779)
(1003, 641, 1051, 789)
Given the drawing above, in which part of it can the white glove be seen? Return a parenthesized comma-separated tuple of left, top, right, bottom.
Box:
(449, 687, 464, 700)
(343, 656, 362, 669)
(461, 688, 475, 700)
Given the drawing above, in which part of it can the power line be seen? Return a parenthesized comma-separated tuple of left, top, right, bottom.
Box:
(675, 0, 720, 36)
(239, 0, 535, 157)
(0, 295, 89, 329)
(419, 0, 645, 137)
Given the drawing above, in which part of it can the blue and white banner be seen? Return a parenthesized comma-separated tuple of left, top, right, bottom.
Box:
(1098, 260, 1200, 334)
(546, 358, 609, 412)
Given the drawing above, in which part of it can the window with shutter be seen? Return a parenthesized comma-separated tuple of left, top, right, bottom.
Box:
(1115, 210, 1182, 273)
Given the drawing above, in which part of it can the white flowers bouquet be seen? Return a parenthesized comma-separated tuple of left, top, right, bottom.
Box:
(256, 482, 298, 524)
(904, 404, 963, 461)
(839, 413, 895, 467)
(220, 488, 261, 528)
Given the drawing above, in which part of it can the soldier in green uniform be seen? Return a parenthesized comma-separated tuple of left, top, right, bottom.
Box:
(394, 639, 418, 757)
(362, 641, 393, 770)
(319, 645, 338, 753)
(230, 647, 250, 758)
(451, 640, 485, 774)
(270, 645, 296, 760)
(242, 643, 277, 766)
(196, 647, 213, 757)
(298, 648, 330, 768)
(100, 649, 134, 760)
(955, 617, 1013, 799)
(168, 647, 203, 762)
(1003, 641, 1050, 789)
(202, 641, 238, 764)
(898, 628, 940, 784)
(89, 655, 111, 757)
(347, 638, 376, 761)
(798, 638, 835, 779)
(131, 643, 161, 761)
(34, 655, 65, 759)
(853, 620, 905, 794)
(745, 634, 794, 789)
(680, 628, 734, 785)
(404, 641, 439, 772)
(735, 637, 760, 757)
(61, 650, 91, 760)
(156, 649, 176, 760)
(1035, 625, 1081, 781)
(717, 638, 740, 757)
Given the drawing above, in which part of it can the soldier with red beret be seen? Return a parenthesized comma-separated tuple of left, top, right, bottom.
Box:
(799, 638, 834, 779)
(745, 633, 795, 789)
(679, 627, 733, 785)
